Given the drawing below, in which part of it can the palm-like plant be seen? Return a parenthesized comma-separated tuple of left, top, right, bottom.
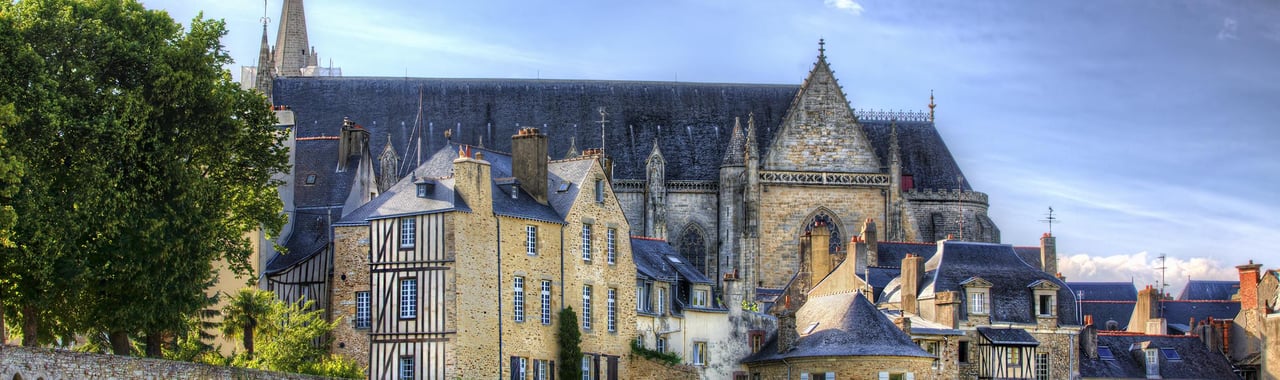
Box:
(221, 288, 274, 358)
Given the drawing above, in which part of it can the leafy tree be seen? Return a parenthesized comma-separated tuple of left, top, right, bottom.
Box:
(244, 296, 336, 374)
(220, 288, 274, 358)
(0, 103, 21, 346)
(0, 0, 287, 353)
(558, 307, 583, 380)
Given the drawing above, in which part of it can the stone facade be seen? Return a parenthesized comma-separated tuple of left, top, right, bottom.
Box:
(328, 224, 371, 373)
(0, 346, 331, 380)
(756, 185, 885, 289)
(746, 356, 935, 380)
(628, 356, 699, 380)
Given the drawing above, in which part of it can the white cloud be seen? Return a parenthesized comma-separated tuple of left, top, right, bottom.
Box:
(1218, 17, 1238, 40)
(1059, 251, 1238, 297)
(824, 0, 864, 16)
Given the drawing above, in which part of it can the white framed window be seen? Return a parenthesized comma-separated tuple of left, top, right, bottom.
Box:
(526, 225, 538, 256)
(1035, 353, 1050, 380)
(1037, 294, 1055, 316)
(692, 289, 708, 307)
(541, 280, 552, 325)
(692, 342, 708, 365)
(970, 291, 988, 315)
(400, 218, 416, 249)
(656, 286, 666, 315)
(637, 282, 652, 312)
(514, 276, 525, 323)
(801, 373, 834, 380)
(607, 288, 617, 332)
(516, 357, 528, 380)
(582, 285, 592, 330)
(582, 224, 593, 261)
(399, 356, 415, 380)
(400, 278, 417, 319)
(1145, 349, 1159, 377)
(656, 337, 666, 353)
(582, 355, 593, 380)
(355, 291, 371, 329)
(606, 228, 616, 265)
(534, 359, 550, 380)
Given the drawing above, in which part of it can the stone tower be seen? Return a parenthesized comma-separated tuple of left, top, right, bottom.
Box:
(273, 0, 314, 77)
(643, 140, 667, 240)
(718, 117, 746, 284)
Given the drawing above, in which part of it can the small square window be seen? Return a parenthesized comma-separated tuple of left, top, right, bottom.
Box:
(304, 173, 317, 185)
(1160, 347, 1181, 361)
(1098, 346, 1115, 360)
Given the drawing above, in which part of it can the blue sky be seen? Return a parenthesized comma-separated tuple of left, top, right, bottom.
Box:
(146, 0, 1280, 294)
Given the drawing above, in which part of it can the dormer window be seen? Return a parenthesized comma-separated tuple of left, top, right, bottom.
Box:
(1144, 348, 1159, 377)
(1028, 280, 1061, 318)
(960, 276, 993, 316)
(415, 180, 434, 198)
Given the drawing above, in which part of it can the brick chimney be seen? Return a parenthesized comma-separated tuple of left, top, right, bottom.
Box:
(894, 316, 912, 335)
(337, 117, 370, 172)
(1081, 315, 1098, 359)
(511, 127, 549, 205)
(902, 254, 924, 314)
(1128, 285, 1163, 334)
(1237, 260, 1262, 311)
(1040, 233, 1057, 275)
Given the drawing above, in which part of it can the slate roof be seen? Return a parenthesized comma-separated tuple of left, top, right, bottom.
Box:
(1079, 333, 1237, 379)
(273, 76, 973, 207)
(630, 237, 680, 283)
(882, 309, 964, 336)
(742, 292, 933, 363)
(1013, 246, 1041, 270)
(885, 241, 1080, 325)
(1079, 301, 1137, 331)
(976, 327, 1039, 346)
(1160, 301, 1240, 328)
(267, 206, 341, 274)
(1068, 282, 1139, 302)
(866, 266, 901, 301)
(1176, 280, 1238, 301)
(876, 241, 938, 266)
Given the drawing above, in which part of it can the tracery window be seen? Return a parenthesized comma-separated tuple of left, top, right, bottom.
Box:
(802, 211, 843, 253)
(679, 226, 707, 276)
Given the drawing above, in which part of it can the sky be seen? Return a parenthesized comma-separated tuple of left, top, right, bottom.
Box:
(144, 0, 1280, 295)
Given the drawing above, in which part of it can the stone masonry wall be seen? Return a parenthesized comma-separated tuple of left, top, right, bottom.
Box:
(746, 355, 935, 380)
(756, 184, 886, 289)
(905, 193, 998, 243)
(498, 217, 567, 377)
(329, 224, 371, 375)
(0, 346, 333, 380)
(664, 192, 718, 275)
(1266, 314, 1279, 380)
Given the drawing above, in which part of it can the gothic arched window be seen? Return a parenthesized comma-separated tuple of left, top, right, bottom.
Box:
(679, 227, 707, 276)
(802, 211, 843, 253)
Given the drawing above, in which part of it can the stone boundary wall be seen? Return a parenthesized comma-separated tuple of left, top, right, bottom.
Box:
(0, 345, 336, 380)
(628, 356, 699, 380)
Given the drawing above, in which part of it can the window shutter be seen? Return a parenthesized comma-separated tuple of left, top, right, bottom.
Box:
(511, 356, 520, 380)
(549, 361, 555, 380)
(593, 354, 601, 380)
(607, 356, 619, 380)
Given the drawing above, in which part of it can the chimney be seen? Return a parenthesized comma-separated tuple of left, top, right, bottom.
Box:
(902, 254, 924, 314)
(861, 218, 878, 266)
(894, 316, 912, 335)
(935, 291, 960, 328)
(1081, 315, 1098, 359)
(452, 146, 491, 214)
(1128, 285, 1162, 333)
(1237, 260, 1262, 311)
(337, 117, 370, 172)
(511, 127, 549, 205)
(1040, 233, 1057, 275)
(777, 310, 798, 354)
(853, 236, 868, 276)
(809, 223, 832, 280)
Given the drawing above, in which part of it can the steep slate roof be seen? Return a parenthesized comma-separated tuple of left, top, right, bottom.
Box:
(630, 237, 680, 283)
(1160, 301, 1240, 331)
(1013, 246, 1041, 270)
(908, 241, 1080, 325)
(1079, 334, 1237, 379)
(1068, 282, 1139, 302)
(273, 76, 972, 205)
(267, 206, 341, 274)
(1079, 301, 1138, 331)
(1176, 280, 1238, 301)
(976, 327, 1039, 346)
(546, 158, 596, 218)
(877, 241, 938, 266)
(743, 292, 933, 363)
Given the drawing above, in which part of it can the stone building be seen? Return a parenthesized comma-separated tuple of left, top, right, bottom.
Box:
(239, 0, 340, 101)
(1076, 319, 1239, 379)
(327, 128, 636, 379)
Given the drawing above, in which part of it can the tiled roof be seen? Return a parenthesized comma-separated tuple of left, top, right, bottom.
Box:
(1080, 301, 1137, 331)
(1079, 333, 1237, 379)
(630, 237, 679, 283)
(876, 241, 938, 266)
(743, 292, 933, 363)
(976, 327, 1039, 346)
(1176, 280, 1238, 301)
(1068, 282, 1139, 302)
(910, 241, 1080, 325)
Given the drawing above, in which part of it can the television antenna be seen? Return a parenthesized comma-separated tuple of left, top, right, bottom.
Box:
(1039, 207, 1061, 235)
(1155, 253, 1168, 318)
(596, 107, 608, 154)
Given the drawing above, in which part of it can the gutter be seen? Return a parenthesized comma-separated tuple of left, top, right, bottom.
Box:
(496, 216, 504, 378)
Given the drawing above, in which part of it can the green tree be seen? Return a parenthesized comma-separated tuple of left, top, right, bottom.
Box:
(558, 307, 583, 380)
(220, 288, 274, 358)
(0, 0, 287, 353)
(247, 296, 335, 374)
(0, 103, 21, 346)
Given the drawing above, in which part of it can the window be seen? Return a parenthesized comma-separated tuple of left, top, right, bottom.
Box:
(922, 341, 940, 369)
(656, 286, 666, 315)
(970, 291, 987, 315)
(692, 289, 708, 307)
(606, 228, 617, 265)
(534, 359, 551, 380)
(582, 224, 593, 261)
(355, 291, 371, 329)
(417, 183, 428, 197)
(514, 276, 525, 323)
(400, 218, 416, 249)
(749, 330, 765, 353)
(1160, 347, 1181, 361)
(692, 342, 708, 365)
(637, 282, 652, 312)
(400, 278, 417, 319)
(607, 288, 617, 332)
(656, 337, 666, 353)
(958, 341, 971, 363)
(512, 357, 528, 380)
(541, 280, 552, 325)
(1145, 349, 1159, 377)
(1035, 353, 1050, 380)
(526, 225, 538, 256)
(595, 179, 604, 202)
(1038, 294, 1054, 316)
(1097, 346, 1115, 360)
(801, 373, 834, 380)
(304, 173, 317, 185)
(1006, 348, 1021, 366)
(582, 285, 592, 330)
(399, 356, 415, 380)
(582, 355, 594, 380)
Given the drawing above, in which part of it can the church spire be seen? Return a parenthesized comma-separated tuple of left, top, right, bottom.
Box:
(273, 0, 311, 77)
(254, 21, 274, 99)
(564, 135, 579, 158)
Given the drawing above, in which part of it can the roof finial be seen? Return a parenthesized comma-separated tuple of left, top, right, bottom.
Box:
(818, 38, 826, 59)
(928, 89, 936, 122)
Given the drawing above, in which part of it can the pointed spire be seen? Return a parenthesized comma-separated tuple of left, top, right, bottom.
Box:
(255, 22, 274, 98)
(889, 120, 900, 166)
(565, 136, 579, 159)
(721, 117, 746, 167)
(273, 0, 311, 77)
(928, 89, 936, 123)
(646, 138, 665, 166)
(745, 112, 758, 160)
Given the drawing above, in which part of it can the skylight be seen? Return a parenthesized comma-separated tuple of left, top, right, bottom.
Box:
(1098, 346, 1114, 360)
(667, 256, 682, 263)
(557, 182, 571, 192)
(803, 322, 820, 335)
(1160, 347, 1181, 361)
